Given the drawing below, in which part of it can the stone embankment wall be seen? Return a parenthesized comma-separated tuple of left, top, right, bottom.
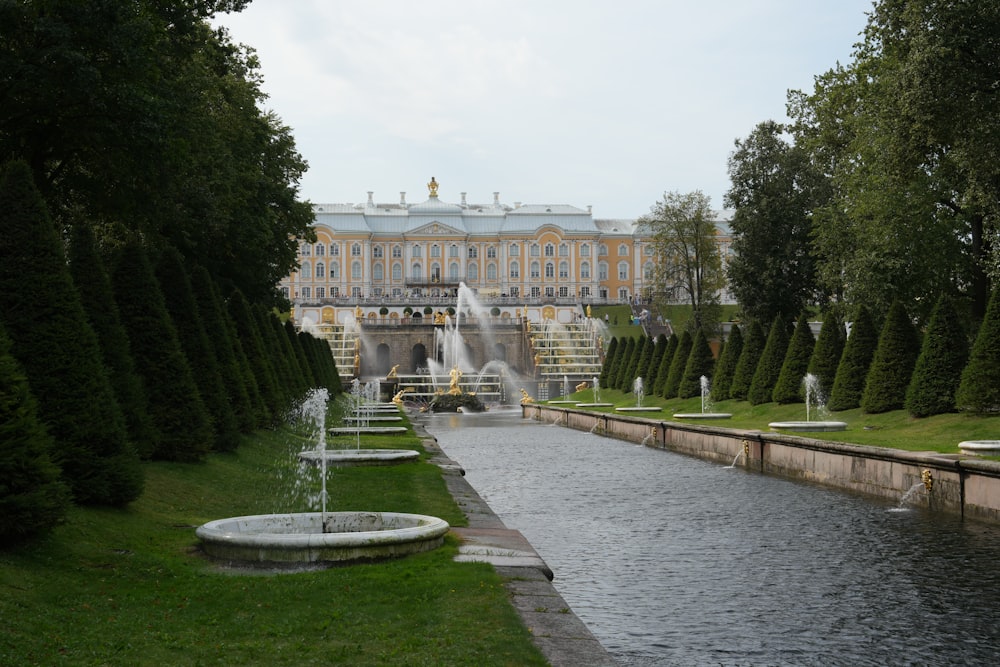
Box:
(524, 404, 1000, 523)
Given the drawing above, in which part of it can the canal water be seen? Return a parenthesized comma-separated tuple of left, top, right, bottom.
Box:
(425, 410, 1000, 666)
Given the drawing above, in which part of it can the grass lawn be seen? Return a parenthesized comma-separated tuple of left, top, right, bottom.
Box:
(0, 410, 547, 666)
(547, 388, 1000, 455)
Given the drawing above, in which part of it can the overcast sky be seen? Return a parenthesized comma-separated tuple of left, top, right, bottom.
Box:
(214, 1, 873, 219)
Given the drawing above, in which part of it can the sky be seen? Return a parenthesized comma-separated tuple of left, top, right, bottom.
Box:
(214, 1, 873, 219)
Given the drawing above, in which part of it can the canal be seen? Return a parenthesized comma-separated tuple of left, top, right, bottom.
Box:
(425, 410, 1000, 666)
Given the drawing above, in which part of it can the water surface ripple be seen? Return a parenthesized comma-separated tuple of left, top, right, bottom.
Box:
(426, 411, 1000, 666)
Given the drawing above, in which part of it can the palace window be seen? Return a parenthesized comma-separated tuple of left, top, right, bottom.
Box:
(315, 243, 325, 256)
(449, 262, 460, 280)
(509, 243, 520, 257)
(558, 261, 569, 279)
(509, 286, 520, 297)
(487, 263, 497, 280)
(559, 286, 568, 297)
(468, 246, 478, 259)
(315, 287, 325, 298)
(352, 261, 362, 280)
(580, 286, 591, 297)
(352, 286, 362, 298)
(544, 243, 554, 257)
(301, 287, 311, 298)
(598, 243, 608, 257)
(392, 245, 402, 258)
(468, 262, 478, 281)
(643, 261, 654, 281)
(449, 244, 459, 258)
(545, 286, 555, 298)
(531, 286, 540, 298)
(559, 243, 568, 257)
(331, 244, 340, 256)
(412, 244, 422, 258)
(351, 243, 362, 257)
(509, 261, 520, 279)
(372, 246, 383, 259)
(373, 263, 383, 281)
(487, 246, 497, 259)
(392, 263, 402, 281)
(332, 286, 340, 297)
(280, 286, 289, 299)
(544, 262, 554, 279)
(330, 262, 340, 279)
(300, 262, 311, 279)
(412, 263, 422, 279)
(431, 244, 441, 258)
(598, 262, 608, 280)
(530, 244, 540, 257)
(618, 261, 629, 280)
(581, 261, 591, 279)
(580, 243, 591, 257)
(530, 261, 540, 279)
(300, 243, 311, 257)
(315, 262, 325, 278)
(618, 243, 629, 256)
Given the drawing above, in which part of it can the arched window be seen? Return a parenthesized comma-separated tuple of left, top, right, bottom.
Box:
(392, 245, 402, 258)
(618, 243, 629, 256)
(559, 261, 569, 278)
(580, 243, 591, 257)
(372, 246, 383, 259)
(530, 261, 541, 279)
(330, 262, 340, 279)
(300, 261, 311, 279)
(373, 263, 383, 281)
(315, 262, 325, 278)
(530, 244, 541, 257)
(509, 243, 520, 257)
(468, 246, 478, 259)
(352, 261, 362, 280)
(392, 263, 402, 281)
(486, 263, 497, 280)
(580, 261, 591, 279)
(467, 262, 479, 281)
(449, 262, 460, 280)
(509, 261, 520, 279)
(315, 243, 325, 256)
(544, 243, 554, 257)
(330, 244, 340, 256)
(487, 246, 497, 259)
(598, 262, 608, 280)
(544, 262, 554, 278)
(598, 243, 608, 257)
(412, 244, 422, 258)
(351, 243, 362, 257)
(617, 261, 629, 280)
(643, 261, 654, 281)
(411, 263, 422, 279)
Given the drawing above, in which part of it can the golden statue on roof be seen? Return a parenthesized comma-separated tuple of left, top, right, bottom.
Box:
(427, 176, 439, 197)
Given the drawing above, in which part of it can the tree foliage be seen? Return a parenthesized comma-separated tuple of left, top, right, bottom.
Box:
(828, 306, 879, 412)
(956, 288, 1000, 414)
(710, 324, 743, 402)
(725, 121, 825, 323)
(639, 191, 725, 332)
(773, 313, 816, 404)
(729, 321, 766, 401)
(807, 312, 845, 400)
(678, 329, 716, 399)
(661, 331, 692, 399)
(748, 316, 790, 406)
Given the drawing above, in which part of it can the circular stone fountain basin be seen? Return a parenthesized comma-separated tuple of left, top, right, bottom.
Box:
(343, 416, 403, 423)
(959, 440, 1000, 457)
(673, 413, 733, 420)
(328, 426, 408, 435)
(615, 406, 663, 413)
(298, 449, 420, 466)
(769, 421, 847, 432)
(196, 511, 449, 565)
(575, 402, 615, 408)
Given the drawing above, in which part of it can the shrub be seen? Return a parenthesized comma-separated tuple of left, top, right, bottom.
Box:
(772, 313, 816, 404)
(679, 329, 716, 399)
(653, 334, 678, 397)
(956, 287, 1000, 414)
(906, 295, 967, 417)
(662, 331, 692, 399)
(861, 300, 919, 414)
(599, 337, 620, 388)
(710, 324, 743, 402)
(808, 313, 845, 399)
(828, 306, 878, 412)
(729, 320, 766, 401)
(644, 335, 669, 393)
(748, 315, 789, 405)
(379, 306, 389, 316)
(490, 307, 501, 317)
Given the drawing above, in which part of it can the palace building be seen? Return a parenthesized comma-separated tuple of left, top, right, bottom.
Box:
(281, 177, 733, 327)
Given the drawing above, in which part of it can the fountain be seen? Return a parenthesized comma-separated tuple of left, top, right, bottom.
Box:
(196, 388, 448, 566)
(673, 376, 733, 420)
(577, 376, 613, 408)
(548, 373, 578, 404)
(327, 379, 408, 436)
(616, 377, 662, 413)
(958, 440, 1000, 457)
(768, 374, 846, 432)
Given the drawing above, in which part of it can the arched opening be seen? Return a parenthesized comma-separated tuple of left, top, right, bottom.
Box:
(411, 343, 428, 373)
(493, 343, 507, 362)
(376, 343, 391, 377)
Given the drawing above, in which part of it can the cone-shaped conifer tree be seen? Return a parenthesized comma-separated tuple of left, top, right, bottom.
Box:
(807, 313, 845, 400)
(861, 300, 919, 414)
(662, 331, 693, 399)
(773, 312, 816, 404)
(956, 288, 1000, 414)
(679, 329, 716, 398)
(906, 295, 967, 417)
(653, 334, 678, 397)
(0, 161, 142, 505)
(710, 324, 743, 402)
(729, 320, 766, 401)
(828, 306, 879, 412)
(748, 315, 789, 405)
(599, 337, 619, 388)
(645, 335, 669, 395)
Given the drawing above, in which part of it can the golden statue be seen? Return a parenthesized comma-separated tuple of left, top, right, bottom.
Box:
(586, 304, 592, 318)
(427, 176, 439, 197)
(391, 387, 413, 406)
(434, 311, 447, 325)
(576, 381, 590, 393)
(386, 364, 399, 379)
(519, 388, 534, 404)
(355, 305, 363, 320)
(448, 366, 463, 395)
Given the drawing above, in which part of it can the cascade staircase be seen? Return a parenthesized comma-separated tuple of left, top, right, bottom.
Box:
(528, 320, 603, 381)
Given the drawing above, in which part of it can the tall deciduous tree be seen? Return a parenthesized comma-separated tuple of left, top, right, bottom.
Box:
(725, 121, 825, 323)
(639, 191, 725, 333)
(0, 161, 142, 506)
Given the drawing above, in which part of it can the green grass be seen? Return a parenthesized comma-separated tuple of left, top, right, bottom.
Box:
(548, 388, 1000, 454)
(0, 415, 547, 666)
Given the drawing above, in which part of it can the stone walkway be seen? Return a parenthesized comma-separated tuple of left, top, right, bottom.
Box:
(417, 422, 617, 667)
